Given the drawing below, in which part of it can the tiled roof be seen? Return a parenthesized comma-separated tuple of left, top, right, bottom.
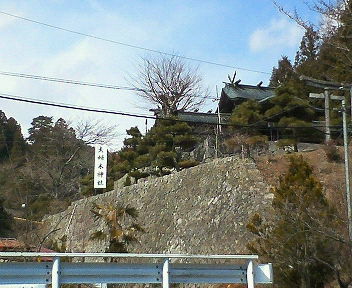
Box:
(150, 109, 230, 124)
(0, 238, 26, 251)
(222, 83, 275, 101)
(176, 111, 230, 124)
(0, 238, 56, 261)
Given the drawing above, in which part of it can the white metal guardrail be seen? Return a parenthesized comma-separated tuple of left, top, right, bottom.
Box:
(0, 252, 273, 288)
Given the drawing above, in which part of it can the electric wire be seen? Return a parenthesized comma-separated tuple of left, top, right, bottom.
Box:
(0, 91, 339, 130)
(0, 70, 143, 91)
(0, 70, 219, 101)
(0, 10, 271, 75)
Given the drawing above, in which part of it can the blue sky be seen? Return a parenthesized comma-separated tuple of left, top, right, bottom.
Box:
(0, 0, 320, 149)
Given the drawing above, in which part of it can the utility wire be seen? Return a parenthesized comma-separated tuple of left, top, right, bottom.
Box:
(0, 92, 339, 130)
(0, 10, 271, 75)
(0, 70, 143, 91)
(3, 69, 346, 112)
(0, 70, 219, 101)
(0, 93, 153, 119)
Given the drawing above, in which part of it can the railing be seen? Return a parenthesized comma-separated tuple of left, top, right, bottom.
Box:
(0, 252, 273, 288)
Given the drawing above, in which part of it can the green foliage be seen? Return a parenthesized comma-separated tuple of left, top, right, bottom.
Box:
(230, 100, 263, 127)
(90, 230, 106, 241)
(124, 176, 131, 187)
(23, 117, 94, 201)
(109, 119, 199, 184)
(156, 151, 177, 169)
(80, 174, 94, 196)
(173, 134, 198, 150)
(269, 56, 295, 87)
(0, 114, 96, 220)
(247, 156, 339, 287)
(90, 203, 144, 253)
(0, 111, 27, 162)
(128, 170, 149, 181)
(133, 154, 151, 169)
(178, 159, 199, 169)
(0, 197, 12, 237)
(123, 127, 142, 149)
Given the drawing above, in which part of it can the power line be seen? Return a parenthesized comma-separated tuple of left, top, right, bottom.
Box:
(0, 93, 153, 119)
(3, 70, 347, 109)
(0, 10, 271, 75)
(0, 71, 142, 91)
(0, 91, 337, 130)
(0, 70, 218, 101)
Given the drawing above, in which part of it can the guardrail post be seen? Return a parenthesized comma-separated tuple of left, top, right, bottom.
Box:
(52, 256, 61, 288)
(162, 258, 170, 288)
(247, 260, 254, 288)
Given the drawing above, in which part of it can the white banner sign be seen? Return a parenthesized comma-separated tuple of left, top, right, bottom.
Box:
(94, 144, 108, 189)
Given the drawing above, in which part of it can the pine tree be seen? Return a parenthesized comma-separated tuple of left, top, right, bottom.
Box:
(295, 27, 320, 69)
(247, 156, 339, 288)
(109, 119, 199, 184)
(0, 197, 12, 237)
(269, 56, 296, 87)
(5, 117, 27, 160)
(230, 100, 263, 126)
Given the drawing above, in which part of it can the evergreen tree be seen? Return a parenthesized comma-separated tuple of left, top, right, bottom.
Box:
(295, 27, 320, 68)
(108, 119, 199, 185)
(28, 116, 53, 144)
(230, 100, 263, 126)
(5, 117, 27, 160)
(269, 56, 296, 87)
(247, 156, 339, 288)
(21, 117, 93, 213)
(0, 111, 27, 161)
(0, 197, 12, 237)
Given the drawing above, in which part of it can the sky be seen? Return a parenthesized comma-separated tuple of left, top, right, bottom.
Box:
(0, 0, 321, 150)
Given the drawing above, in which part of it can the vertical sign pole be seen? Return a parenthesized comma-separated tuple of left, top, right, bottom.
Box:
(52, 257, 61, 288)
(246, 260, 255, 288)
(342, 99, 352, 241)
(324, 90, 331, 143)
(162, 258, 170, 288)
(94, 145, 108, 189)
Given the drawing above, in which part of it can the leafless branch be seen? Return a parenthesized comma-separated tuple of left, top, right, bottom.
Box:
(273, 1, 314, 30)
(131, 54, 209, 115)
(75, 119, 119, 145)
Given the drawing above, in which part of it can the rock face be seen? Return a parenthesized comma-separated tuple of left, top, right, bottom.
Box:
(42, 157, 273, 254)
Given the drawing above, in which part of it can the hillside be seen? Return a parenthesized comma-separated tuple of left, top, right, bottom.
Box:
(256, 148, 347, 216)
(42, 156, 273, 254)
(40, 146, 351, 257)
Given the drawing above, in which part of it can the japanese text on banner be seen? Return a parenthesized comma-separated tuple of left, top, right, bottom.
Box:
(94, 144, 108, 189)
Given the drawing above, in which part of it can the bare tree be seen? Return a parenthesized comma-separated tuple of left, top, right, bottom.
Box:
(75, 119, 119, 145)
(132, 55, 208, 116)
(273, 0, 352, 76)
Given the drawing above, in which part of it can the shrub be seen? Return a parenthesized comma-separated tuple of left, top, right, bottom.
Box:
(156, 151, 177, 169)
(124, 176, 131, 186)
(133, 154, 151, 169)
(174, 135, 198, 150)
(178, 159, 199, 169)
(129, 170, 149, 181)
(246, 135, 268, 146)
(323, 141, 341, 162)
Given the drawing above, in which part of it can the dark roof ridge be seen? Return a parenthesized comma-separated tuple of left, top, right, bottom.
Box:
(224, 82, 275, 90)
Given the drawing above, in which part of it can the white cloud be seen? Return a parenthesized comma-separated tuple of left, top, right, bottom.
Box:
(0, 16, 15, 29)
(249, 18, 304, 52)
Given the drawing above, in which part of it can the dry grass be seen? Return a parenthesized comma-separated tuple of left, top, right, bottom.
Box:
(256, 148, 347, 217)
